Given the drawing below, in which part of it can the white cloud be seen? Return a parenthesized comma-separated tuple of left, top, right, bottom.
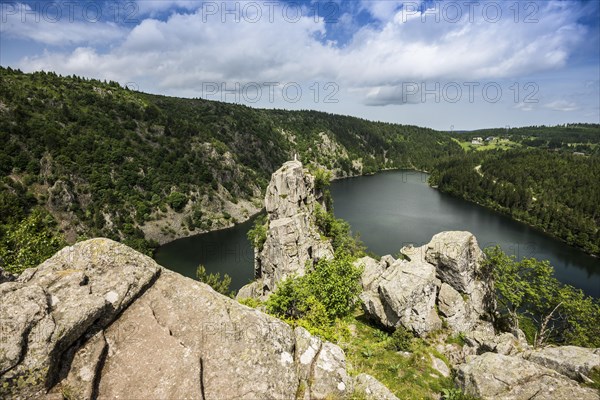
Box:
(544, 100, 580, 112)
(0, 2, 127, 46)
(12, 0, 593, 113)
(515, 102, 536, 112)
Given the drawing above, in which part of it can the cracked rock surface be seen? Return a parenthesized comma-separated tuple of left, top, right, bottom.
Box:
(1, 238, 394, 399)
(456, 352, 599, 400)
(358, 231, 495, 336)
(0, 238, 160, 398)
(523, 345, 600, 382)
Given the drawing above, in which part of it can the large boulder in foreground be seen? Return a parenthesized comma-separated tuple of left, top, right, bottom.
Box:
(239, 160, 333, 299)
(1, 238, 393, 399)
(456, 352, 599, 400)
(97, 269, 301, 399)
(0, 239, 160, 398)
(360, 231, 495, 336)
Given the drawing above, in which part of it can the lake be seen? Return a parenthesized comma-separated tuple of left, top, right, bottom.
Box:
(154, 170, 600, 297)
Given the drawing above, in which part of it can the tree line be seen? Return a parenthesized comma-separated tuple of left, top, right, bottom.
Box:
(429, 148, 600, 256)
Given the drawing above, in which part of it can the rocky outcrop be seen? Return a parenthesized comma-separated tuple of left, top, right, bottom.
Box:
(425, 232, 495, 331)
(1, 238, 392, 399)
(360, 257, 442, 336)
(358, 232, 597, 399)
(523, 345, 600, 382)
(239, 160, 333, 299)
(456, 352, 599, 400)
(359, 231, 495, 336)
(464, 329, 526, 356)
(0, 238, 160, 398)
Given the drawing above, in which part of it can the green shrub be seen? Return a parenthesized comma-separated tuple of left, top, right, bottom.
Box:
(238, 297, 262, 308)
(196, 264, 232, 297)
(313, 204, 365, 257)
(247, 214, 268, 251)
(305, 253, 363, 320)
(441, 388, 479, 400)
(266, 254, 363, 326)
(265, 277, 309, 319)
(311, 167, 333, 210)
(387, 326, 414, 352)
(484, 246, 600, 347)
(166, 191, 187, 212)
(0, 208, 66, 274)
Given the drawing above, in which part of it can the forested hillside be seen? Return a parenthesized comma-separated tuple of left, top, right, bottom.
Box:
(430, 148, 600, 256)
(0, 68, 461, 273)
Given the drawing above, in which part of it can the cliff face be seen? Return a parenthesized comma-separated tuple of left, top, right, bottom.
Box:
(2, 238, 597, 400)
(239, 160, 333, 299)
(0, 161, 395, 399)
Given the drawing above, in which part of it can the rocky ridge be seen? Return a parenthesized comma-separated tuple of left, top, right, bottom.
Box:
(238, 160, 333, 299)
(2, 160, 599, 400)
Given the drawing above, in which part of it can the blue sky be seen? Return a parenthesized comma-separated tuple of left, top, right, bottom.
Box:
(1, 0, 598, 130)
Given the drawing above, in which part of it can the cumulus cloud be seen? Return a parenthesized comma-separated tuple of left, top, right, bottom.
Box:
(515, 102, 536, 112)
(11, 0, 593, 109)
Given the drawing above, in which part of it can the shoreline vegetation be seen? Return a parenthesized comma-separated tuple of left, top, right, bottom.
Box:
(429, 147, 600, 258)
(430, 185, 599, 260)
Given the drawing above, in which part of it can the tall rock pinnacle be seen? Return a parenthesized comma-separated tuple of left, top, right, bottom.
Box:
(238, 160, 333, 299)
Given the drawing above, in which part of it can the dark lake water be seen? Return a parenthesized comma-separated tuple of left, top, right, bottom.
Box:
(155, 170, 600, 297)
